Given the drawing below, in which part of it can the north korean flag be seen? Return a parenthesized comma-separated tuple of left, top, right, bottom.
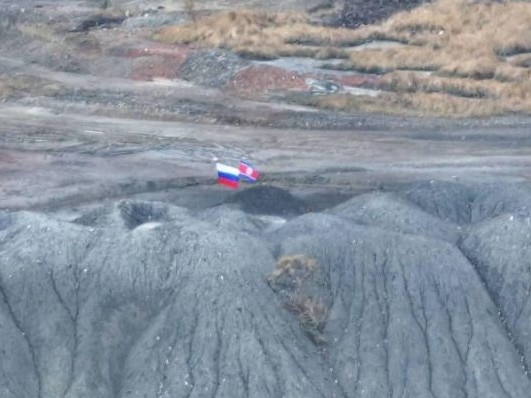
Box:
(238, 159, 259, 183)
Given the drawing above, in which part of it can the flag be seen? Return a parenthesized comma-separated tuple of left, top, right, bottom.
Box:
(216, 163, 240, 189)
(239, 159, 259, 183)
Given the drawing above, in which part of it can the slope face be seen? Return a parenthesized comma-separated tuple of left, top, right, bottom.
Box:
(461, 209, 531, 374)
(268, 210, 530, 398)
(0, 203, 337, 398)
(1, 182, 531, 397)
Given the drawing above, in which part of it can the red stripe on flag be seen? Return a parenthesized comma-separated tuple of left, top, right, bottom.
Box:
(218, 176, 239, 189)
(239, 162, 259, 181)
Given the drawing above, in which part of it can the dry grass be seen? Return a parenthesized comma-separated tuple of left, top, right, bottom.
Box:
(0, 76, 39, 100)
(153, 1, 531, 117)
(154, 9, 369, 59)
(267, 254, 318, 286)
(267, 254, 328, 344)
(345, 0, 531, 78)
(305, 92, 507, 118)
(0, 75, 65, 101)
(379, 71, 509, 98)
(17, 24, 59, 42)
(284, 293, 329, 344)
(346, 46, 444, 73)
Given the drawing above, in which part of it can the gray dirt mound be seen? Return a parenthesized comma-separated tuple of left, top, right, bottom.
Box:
(195, 205, 264, 235)
(469, 182, 531, 223)
(400, 180, 531, 226)
(196, 204, 287, 236)
(178, 49, 248, 88)
(226, 185, 309, 216)
(0, 203, 340, 398)
(265, 212, 353, 250)
(329, 191, 461, 243)
(71, 200, 190, 229)
(402, 180, 474, 225)
(2, 181, 531, 397)
(264, 211, 531, 397)
(460, 208, 531, 373)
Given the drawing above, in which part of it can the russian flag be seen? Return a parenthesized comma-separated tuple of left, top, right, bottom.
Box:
(239, 159, 259, 183)
(216, 163, 240, 189)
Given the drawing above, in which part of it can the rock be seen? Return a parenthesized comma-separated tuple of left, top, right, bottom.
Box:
(226, 185, 309, 217)
(341, 0, 426, 28)
(178, 49, 248, 88)
(70, 15, 125, 32)
(309, 79, 342, 95)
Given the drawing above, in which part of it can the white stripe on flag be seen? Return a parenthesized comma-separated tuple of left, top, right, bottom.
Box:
(216, 163, 240, 176)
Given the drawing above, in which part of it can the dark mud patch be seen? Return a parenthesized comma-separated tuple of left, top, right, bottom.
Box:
(340, 0, 427, 28)
(69, 15, 125, 32)
(226, 185, 310, 216)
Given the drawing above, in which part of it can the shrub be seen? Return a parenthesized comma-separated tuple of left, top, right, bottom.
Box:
(285, 291, 329, 344)
(267, 254, 318, 287)
(268, 254, 329, 344)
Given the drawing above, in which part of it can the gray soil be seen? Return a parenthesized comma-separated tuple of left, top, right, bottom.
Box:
(2, 1, 531, 397)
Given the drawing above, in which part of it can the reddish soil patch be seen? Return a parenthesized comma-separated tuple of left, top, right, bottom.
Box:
(227, 65, 308, 98)
(336, 74, 381, 88)
(131, 56, 182, 80)
(124, 45, 191, 81)
(123, 45, 190, 60)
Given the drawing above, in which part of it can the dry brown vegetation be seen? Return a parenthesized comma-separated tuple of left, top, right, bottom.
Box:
(344, 0, 531, 76)
(267, 254, 328, 344)
(17, 24, 59, 42)
(0, 75, 64, 101)
(267, 253, 318, 284)
(153, 10, 366, 59)
(302, 91, 505, 117)
(156, 1, 531, 117)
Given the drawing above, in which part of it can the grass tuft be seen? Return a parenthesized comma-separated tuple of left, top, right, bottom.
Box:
(267, 254, 328, 344)
(153, 1, 531, 117)
(154, 9, 370, 59)
(0, 75, 65, 101)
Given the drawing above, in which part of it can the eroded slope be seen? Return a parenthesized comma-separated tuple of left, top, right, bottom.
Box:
(1, 183, 531, 397)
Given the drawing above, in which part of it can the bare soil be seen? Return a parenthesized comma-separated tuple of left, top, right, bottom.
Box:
(1, 0, 531, 213)
(3, 3, 531, 398)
